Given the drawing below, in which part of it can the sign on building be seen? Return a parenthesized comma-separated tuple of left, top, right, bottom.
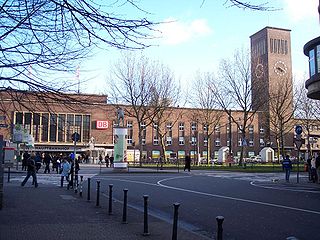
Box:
(96, 120, 109, 129)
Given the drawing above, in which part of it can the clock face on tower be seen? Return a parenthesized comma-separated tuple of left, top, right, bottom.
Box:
(255, 63, 264, 78)
(273, 60, 287, 76)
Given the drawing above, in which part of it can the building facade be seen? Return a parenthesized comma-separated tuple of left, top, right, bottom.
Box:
(1, 26, 320, 162)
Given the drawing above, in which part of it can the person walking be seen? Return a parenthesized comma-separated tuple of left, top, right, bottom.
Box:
(282, 155, 293, 182)
(22, 152, 30, 171)
(105, 154, 110, 167)
(21, 153, 38, 188)
(60, 158, 71, 188)
(43, 153, 51, 174)
(184, 155, 191, 172)
(316, 154, 320, 184)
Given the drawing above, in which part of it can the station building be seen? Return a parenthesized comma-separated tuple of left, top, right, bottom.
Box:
(1, 26, 320, 162)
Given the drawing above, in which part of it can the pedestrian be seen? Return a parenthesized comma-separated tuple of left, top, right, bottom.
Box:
(311, 156, 317, 183)
(184, 155, 191, 172)
(307, 157, 312, 181)
(110, 155, 114, 167)
(43, 153, 51, 174)
(21, 153, 38, 188)
(98, 154, 103, 164)
(35, 152, 42, 172)
(22, 152, 30, 171)
(60, 158, 71, 188)
(105, 154, 110, 167)
(282, 155, 292, 182)
(316, 154, 320, 184)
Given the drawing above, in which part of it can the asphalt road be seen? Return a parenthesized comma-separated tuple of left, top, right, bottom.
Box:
(88, 171, 320, 240)
(8, 166, 320, 240)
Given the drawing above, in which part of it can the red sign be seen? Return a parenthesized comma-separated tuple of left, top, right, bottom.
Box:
(96, 120, 109, 129)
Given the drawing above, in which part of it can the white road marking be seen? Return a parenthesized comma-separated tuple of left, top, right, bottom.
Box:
(156, 176, 320, 216)
(250, 181, 320, 193)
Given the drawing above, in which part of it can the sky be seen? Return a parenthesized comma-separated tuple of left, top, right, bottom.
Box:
(77, 0, 319, 95)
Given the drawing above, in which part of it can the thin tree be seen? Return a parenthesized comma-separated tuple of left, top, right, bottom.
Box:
(295, 83, 319, 158)
(268, 76, 296, 160)
(191, 71, 223, 164)
(1, 0, 156, 112)
(109, 54, 179, 165)
(212, 49, 263, 165)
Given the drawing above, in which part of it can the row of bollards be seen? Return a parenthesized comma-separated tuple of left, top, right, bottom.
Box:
(69, 177, 224, 239)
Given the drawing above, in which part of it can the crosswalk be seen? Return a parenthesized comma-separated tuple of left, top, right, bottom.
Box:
(11, 173, 97, 187)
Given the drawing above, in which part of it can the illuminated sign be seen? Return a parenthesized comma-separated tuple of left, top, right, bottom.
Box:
(96, 120, 109, 129)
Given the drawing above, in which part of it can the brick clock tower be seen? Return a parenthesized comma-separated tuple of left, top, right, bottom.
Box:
(250, 27, 293, 147)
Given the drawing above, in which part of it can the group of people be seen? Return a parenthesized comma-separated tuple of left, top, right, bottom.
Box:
(98, 154, 114, 167)
(307, 154, 320, 183)
(21, 151, 80, 189)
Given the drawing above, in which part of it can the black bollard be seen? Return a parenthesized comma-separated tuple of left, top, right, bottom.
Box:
(108, 184, 113, 215)
(79, 176, 83, 197)
(87, 178, 91, 202)
(122, 189, 128, 224)
(7, 167, 10, 183)
(143, 195, 150, 236)
(172, 202, 180, 240)
(74, 172, 78, 194)
(216, 216, 224, 240)
(96, 180, 100, 207)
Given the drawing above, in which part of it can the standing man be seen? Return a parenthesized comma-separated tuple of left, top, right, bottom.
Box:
(184, 155, 191, 172)
(282, 155, 292, 182)
(43, 153, 51, 174)
(21, 153, 38, 188)
(60, 158, 70, 188)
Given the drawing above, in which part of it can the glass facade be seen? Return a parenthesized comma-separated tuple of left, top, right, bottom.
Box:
(14, 112, 91, 143)
(309, 49, 316, 76)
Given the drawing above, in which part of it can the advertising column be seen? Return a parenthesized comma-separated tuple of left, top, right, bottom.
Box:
(113, 127, 128, 171)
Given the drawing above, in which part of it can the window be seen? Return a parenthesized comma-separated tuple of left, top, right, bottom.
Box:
(41, 113, 49, 142)
(204, 136, 208, 146)
(260, 138, 265, 147)
(33, 113, 41, 142)
(166, 136, 172, 146)
(260, 127, 264, 134)
(179, 122, 184, 131)
(309, 49, 316, 77)
(127, 136, 133, 144)
(203, 124, 209, 132)
(49, 114, 57, 142)
(179, 136, 184, 145)
(82, 115, 90, 142)
(15, 112, 23, 124)
(153, 136, 159, 145)
(58, 114, 66, 142)
(24, 112, 32, 134)
(317, 45, 320, 74)
(191, 136, 197, 145)
(66, 114, 74, 142)
(215, 125, 220, 132)
(249, 140, 254, 147)
(215, 138, 220, 147)
(191, 122, 197, 131)
(74, 115, 82, 141)
(127, 121, 133, 128)
(249, 126, 254, 134)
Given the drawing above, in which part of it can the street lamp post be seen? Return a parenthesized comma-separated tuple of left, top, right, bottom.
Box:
(132, 142, 136, 166)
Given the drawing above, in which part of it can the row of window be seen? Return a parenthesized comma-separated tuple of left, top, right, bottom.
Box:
(14, 112, 91, 143)
(308, 45, 320, 77)
(126, 121, 260, 147)
(270, 38, 288, 55)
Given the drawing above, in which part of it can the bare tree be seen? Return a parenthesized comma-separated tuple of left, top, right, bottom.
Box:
(295, 84, 319, 158)
(213, 49, 263, 165)
(109, 54, 179, 165)
(1, 0, 156, 111)
(191, 71, 223, 164)
(268, 76, 295, 160)
(148, 70, 182, 165)
(223, 0, 276, 11)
